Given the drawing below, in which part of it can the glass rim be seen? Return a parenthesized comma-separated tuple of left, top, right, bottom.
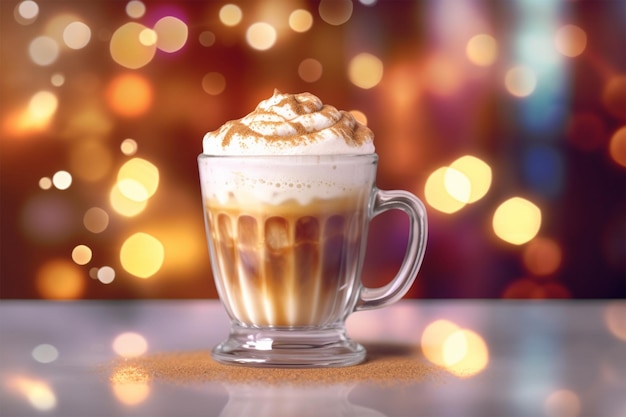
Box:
(197, 153, 378, 161)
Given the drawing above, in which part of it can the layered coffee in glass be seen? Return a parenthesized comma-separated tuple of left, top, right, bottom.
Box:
(199, 91, 427, 367)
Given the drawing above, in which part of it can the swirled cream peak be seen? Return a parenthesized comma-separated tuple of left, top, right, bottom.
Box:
(203, 90, 375, 155)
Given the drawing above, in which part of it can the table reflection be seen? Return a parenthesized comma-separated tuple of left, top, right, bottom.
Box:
(1, 300, 625, 417)
(219, 384, 386, 417)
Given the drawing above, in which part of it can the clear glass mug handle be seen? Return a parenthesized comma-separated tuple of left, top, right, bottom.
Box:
(355, 188, 428, 312)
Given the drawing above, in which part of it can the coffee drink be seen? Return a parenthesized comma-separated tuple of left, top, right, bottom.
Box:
(205, 193, 368, 328)
(200, 90, 377, 328)
(199, 152, 378, 330)
(198, 90, 427, 366)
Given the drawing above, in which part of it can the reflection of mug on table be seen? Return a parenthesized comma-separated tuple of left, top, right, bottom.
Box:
(218, 384, 387, 417)
(199, 91, 427, 367)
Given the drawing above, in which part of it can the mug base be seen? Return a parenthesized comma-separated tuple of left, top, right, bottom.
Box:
(212, 325, 366, 368)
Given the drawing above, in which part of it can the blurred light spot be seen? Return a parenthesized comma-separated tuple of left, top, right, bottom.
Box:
(609, 126, 626, 168)
(84, 207, 109, 233)
(118, 179, 148, 202)
(71, 244, 92, 265)
(21, 195, 76, 244)
(15, 0, 39, 25)
(121, 138, 138, 155)
(126, 0, 146, 19)
(604, 302, 626, 341)
(1, 109, 28, 136)
(4, 92, 57, 135)
(246, 22, 277, 51)
(466, 34, 497, 67)
(201, 72, 226, 95)
(424, 167, 466, 214)
(110, 184, 147, 217)
(18, 0, 38, 19)
(219, 4, 242, 27)
(199, 31, 216, 47)
(348, 53, 383, 89)
(523, 237, 562, 276)
(138, 28, 157, 46)
(349, 110, 368, 126)
(32, 344, 59, 363)
(117, 157, 159, 202)
(52, 170, 72, 190)
(110, 365, 151, 406)
(36, 259, 85, 299)
(424, 54, 462, 96)
(150, 220, 206, 275)
(298, 58, 323, 83)
(441, 330, 468, 366)
(154, 16, 188, 53)
(449, 155, 492, 203)
(421, 319, 460, 366)
(69, 138, 113, 182)
(554, 24, 587, 58)
(106, 73, 153, 117)
(523, 145, 564, 198)
(29, 36, 59, 66)
(544, 389, 581, 417)
(109, 22, 156, 69)
(442, 329, 489, 378)
(29, 90, 58, 120)
(89, 267, 99, 279)
(502, 278, 541, 298)
(601, 75, 626, 120)
(63, 21, 91, 49)
(444, 167, 471, 204)
(289, 9, 313, 32)
(97, 266, 116, 284)
(318, 0, 353, 26)
(38, 177, 52, 190)
(120, 232, 164, 278)
(505, 66, 537, 97)
(503, 278, 571, 299)
(50, 72, 65, 87)
(493, 197, 541, 245)
(113, 332, 148, 358)
(517, 29, 560, 69)
(7, 376, 57, 411)
(360, 0, 377, 5)
(44, 12, 80, 39)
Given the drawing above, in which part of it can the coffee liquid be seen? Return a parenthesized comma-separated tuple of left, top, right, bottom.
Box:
(206, 195, 367, 328)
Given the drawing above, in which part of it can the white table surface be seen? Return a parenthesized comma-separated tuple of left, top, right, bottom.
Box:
(1, 300, 624, 417)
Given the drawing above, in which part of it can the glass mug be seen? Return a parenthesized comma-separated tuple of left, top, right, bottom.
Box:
(198, 153, 427, 367)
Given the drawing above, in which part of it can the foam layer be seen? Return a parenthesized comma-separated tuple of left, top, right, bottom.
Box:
(202, 90, 375, 156)
(198, 155, 377, 206)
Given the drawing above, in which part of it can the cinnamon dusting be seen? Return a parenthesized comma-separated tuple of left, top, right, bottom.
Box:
(105, 343, 444, 387)
(205, 90, 374, 153)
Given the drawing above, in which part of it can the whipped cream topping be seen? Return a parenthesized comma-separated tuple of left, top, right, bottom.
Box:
(202, 90, 375, 155)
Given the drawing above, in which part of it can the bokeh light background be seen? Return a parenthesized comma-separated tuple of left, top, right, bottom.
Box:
(1, 0, 624, 300)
